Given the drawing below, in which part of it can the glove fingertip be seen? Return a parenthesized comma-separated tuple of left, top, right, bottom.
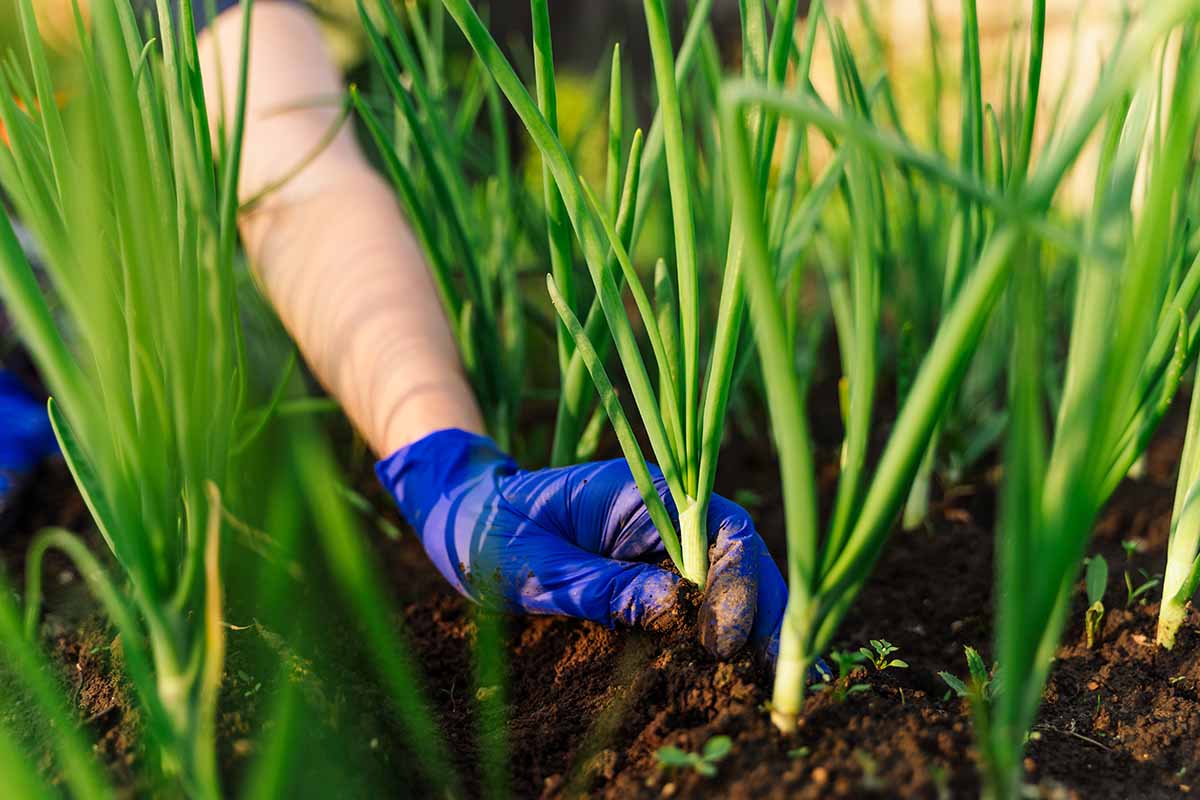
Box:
(609, 565, 680, 629)
(699, 578, 756, 659)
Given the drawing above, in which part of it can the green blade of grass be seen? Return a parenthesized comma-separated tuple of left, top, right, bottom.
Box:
(293, 425, 459, 795)
(551, 128, 645, 466)
(754, 0, 801, 191)
(531, 0, 578, 377)
(1011, 0, 1046, 183)
(0, 724, 53, 800)
(440, 0, 691, 520)
(606, 44, 624, 216)
(644, 0, 702, 508)
(632, 0, 715, 245)
(0, 584, 114, 800)
(654, 258, 682, 421)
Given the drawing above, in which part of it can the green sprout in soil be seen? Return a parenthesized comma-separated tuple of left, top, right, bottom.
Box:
(938, 646, 997, 707)
(1122, 540, 1139, 561)
(655, 735, 733, 778)
(859, 639, 909, 672)
(811, 649, 870, 703)
(1084, 555, 1108, 649)
(1119, 539, 1161, 609)
(1127, 569, 1162, 609)
(989, 6, 1200, 796)
(719, 0, 1159, 739)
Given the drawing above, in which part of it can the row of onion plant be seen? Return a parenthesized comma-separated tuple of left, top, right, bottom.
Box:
(354, 0, 751, 474)
(984, 9, 1200, 798)
(0, 2, 456, 796)
(0, 1, 257, 792)
(722, 0, 1200, 742)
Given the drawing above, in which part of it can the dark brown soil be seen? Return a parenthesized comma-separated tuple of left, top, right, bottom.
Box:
(4, 407, 1199, 798)
(382, 402, 1200, 799)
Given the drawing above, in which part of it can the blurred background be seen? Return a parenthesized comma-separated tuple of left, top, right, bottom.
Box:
(0, 0, 1130, 208)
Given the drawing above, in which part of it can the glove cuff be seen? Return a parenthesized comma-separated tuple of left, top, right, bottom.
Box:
(375, 427, 514, 533)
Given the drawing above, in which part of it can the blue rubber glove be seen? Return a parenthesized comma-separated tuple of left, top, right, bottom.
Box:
(377, 428, 786, 659)
(0, 370, 57, 512)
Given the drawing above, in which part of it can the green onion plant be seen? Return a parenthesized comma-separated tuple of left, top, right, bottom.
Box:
(722, 0, 1200, 739)
(0, 2, 258, 793)
(433, 0, 824, 588)
(901, 0, 1019, 530)
(989, 12, 1200, 797)
(0, 2, 457, 796)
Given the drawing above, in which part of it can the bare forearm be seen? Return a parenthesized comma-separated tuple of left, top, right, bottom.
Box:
(199, 3, 483, 455)
(246, 173, 484, 454)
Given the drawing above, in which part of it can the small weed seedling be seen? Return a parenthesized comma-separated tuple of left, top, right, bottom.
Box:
(859, 639, 909, 672)
(1127, 568, 1162, 609)
(655, 735, 733, 778)
(1119, 539, 1161, 608)
(813, 650, 871, 703)
(1084, 555, 1108, 649)
(1122, 539, 1139, 562)
(939, 646, 997, 706)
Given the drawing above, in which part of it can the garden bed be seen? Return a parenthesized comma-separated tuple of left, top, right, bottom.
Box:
(3, 400, 1197, 799)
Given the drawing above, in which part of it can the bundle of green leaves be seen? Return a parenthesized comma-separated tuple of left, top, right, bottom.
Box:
(0, 2, 460, 796)
(722, 0, 1200, 744)
(991, 10, 1200, 797)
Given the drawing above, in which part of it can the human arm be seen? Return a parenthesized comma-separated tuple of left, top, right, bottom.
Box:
(197, 2, 483, 456)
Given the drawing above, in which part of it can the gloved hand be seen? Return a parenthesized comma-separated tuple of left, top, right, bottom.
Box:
(0, 370, 57, 512)
(377, 428, 786, 659)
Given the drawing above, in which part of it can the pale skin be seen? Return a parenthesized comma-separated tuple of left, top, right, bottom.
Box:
(198, 2, 485, 457)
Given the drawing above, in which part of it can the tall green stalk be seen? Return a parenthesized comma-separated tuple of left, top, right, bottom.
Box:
(903, 0, 1046, 530)
(531, 0, 576, 383)
(551, 0, 716, 468)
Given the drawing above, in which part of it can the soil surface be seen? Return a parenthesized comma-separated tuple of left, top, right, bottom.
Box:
(3, 405, 1199, 799)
